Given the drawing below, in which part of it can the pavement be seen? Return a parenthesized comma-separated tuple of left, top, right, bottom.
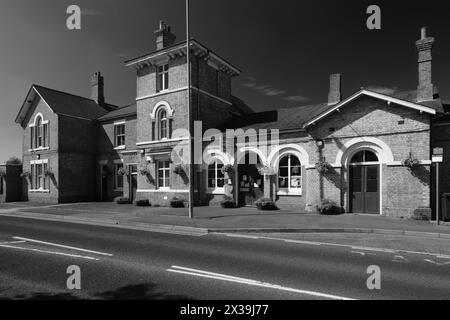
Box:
(0, 201, 449, 238)
(1, 216, 450, 300)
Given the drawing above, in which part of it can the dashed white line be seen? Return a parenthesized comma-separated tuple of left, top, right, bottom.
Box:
(12, 236, 113, 257)
(167, 265, 356, 300)
(0, 244, 99, 260)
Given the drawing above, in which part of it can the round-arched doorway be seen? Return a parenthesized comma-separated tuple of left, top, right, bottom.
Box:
(348, 150, 380, 214)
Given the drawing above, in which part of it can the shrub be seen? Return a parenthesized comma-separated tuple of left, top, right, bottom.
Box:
(317, 199, 344, 215)
(135, 199, 151, 207)
(412, 207, 431, 221)
(255, 198, 278, 211)
(170, 197, 185, 208)
(220, 196, 235, 209)
(115, 196, 129, 204)
(6, 156, 22, 165)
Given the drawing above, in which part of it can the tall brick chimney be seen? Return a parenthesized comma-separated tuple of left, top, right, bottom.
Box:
(328, 73, 342, 105)
(416, 26, 435, 102)
(91, 72, 104, 105)
(154, 21, 176, 50)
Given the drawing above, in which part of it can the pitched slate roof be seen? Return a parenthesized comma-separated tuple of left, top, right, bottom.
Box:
(231, 87, 444, 132)
(34, 85, 115, 119)
(96, 103, 137, 121)
(15, 85, 117, 125)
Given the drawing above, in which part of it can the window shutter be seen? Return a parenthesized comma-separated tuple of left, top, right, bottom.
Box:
(169, 119, 173, 138)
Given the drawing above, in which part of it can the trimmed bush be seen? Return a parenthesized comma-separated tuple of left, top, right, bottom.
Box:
(317, 199, 344, 215)
(170, 197, 185, 208)
(255, 198, 278, 211)
(220, 196, 235, 209)
(135, 199, 151, 207)
(115, 197, 129, 204)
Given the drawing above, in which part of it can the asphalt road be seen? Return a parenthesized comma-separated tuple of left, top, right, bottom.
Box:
(0, 216, 449, 300)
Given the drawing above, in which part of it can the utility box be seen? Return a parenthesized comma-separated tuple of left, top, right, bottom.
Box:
(441, 193, 450, 221)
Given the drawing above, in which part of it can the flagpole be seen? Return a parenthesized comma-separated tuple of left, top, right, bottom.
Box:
(186, 0, 194, 219)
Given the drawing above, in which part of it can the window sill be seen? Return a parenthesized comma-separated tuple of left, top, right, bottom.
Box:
(206, 188, 225, 195)
(29, 189, 50, 193)
(277, 189, 302, 196)
(114, 145, 126, 150)
(28, 147, 49, 152)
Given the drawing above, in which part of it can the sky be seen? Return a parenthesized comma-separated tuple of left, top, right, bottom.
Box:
(1, 0, 450, 163)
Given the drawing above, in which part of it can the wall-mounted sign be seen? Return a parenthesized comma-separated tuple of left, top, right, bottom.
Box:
(432, 147, 444, 163)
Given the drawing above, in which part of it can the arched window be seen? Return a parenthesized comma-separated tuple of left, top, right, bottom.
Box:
(278, 154, 302, 190)
(159, 109, 168, 139)
(30, 114, 48, 149)
(207, 160, 225, 190)
(350, 150, 378, 164)
(36, 117, 43, 148)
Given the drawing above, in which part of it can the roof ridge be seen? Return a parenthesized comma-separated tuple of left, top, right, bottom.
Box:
(33, 84, 119, 109)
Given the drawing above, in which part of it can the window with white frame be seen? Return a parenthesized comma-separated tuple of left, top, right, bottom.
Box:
(30, 115, 49, 149)
(30, 162, 48, 191)
(114, 124, 125, 147)
(278, 154, 302, 192)
(156, 64, 169, 92)
(157, 160, 170, 189)
(159, 109, 168, 139)
(115, 163, 124, 190)
(207, 161, 225, 190)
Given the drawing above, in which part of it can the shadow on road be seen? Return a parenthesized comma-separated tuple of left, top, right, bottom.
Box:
(1, 283, 194, 300)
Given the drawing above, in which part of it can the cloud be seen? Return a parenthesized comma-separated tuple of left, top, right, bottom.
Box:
(241, 78, 286, 97)
(284, 95, 310, 102)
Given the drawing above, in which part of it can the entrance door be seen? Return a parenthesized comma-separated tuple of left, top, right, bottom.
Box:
(238, 164, 264, 206)
(129, 165, 138, 202)
(349, 165, 379, 214)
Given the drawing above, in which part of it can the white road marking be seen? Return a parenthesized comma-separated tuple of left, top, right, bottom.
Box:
(0, 240, 26, 245)
(167, 265, 356, 300)
(13, 236, 113, 257)
(225, 234, 259, 239)
(232, 234, 450, 259)
(0, 244, 99, 260)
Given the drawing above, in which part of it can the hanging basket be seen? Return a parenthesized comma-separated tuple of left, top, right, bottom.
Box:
(315, 160, 332, 174)
(256, 164, 276, 176)
(403, 152, 420, 169)
(221, 164, 233, 175)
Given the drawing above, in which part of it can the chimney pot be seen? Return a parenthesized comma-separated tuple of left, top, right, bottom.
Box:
(328, 73, 342, 105)
(91, 72, 104, 105)
(154, 21, 176, 50)
(421, 26, 427, 40)
(416, 27, 435, 102)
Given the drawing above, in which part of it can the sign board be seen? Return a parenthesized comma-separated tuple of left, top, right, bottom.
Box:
(433, 147, 444, 156)
(432, 147, 444, 163)
(432, 156, 443, 163)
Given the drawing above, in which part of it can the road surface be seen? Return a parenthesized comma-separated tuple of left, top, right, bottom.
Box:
(0, 216, 449, 300)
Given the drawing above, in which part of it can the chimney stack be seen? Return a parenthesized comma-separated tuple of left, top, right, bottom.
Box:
(91, 72, 104, 105)
(154, 21, 176, 50)
(328, 73, 342, 105)
(416, 26, 435, 102)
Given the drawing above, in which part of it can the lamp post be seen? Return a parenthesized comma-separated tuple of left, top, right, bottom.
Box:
(186, 0, 194, 219)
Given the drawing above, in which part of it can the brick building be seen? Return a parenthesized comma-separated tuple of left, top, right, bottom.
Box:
(13, 23, 450, 218)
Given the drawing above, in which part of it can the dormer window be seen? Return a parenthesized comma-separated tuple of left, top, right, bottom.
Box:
(156, 63, 169, 92)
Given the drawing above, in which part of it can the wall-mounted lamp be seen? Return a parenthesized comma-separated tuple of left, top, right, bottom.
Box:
(140, 149, 145, 155)
(315, 139, 324, 148)
(146, 155, 153, 163)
